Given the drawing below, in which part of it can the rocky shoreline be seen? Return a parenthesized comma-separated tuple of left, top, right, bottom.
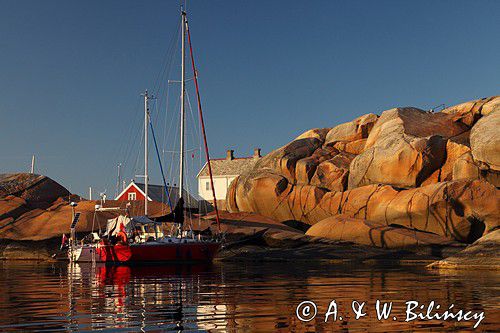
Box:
(1, 96, 498, 269)
(0, 229, 466, 265)
(224, 95, 499, 269)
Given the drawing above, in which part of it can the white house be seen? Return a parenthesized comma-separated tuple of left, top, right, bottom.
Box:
(197, 148, 261, 209)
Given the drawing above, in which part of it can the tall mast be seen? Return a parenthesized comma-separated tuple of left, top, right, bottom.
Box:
(179, 10, 186, 205)
(116, 163, 121, 198)
(144, 90, 149, 216)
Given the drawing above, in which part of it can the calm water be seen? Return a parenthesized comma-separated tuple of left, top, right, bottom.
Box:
(0, 261, 498, 332)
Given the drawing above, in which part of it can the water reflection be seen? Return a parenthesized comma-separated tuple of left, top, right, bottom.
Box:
(0, 261, 498, 332)
(68, 263, 222, 332)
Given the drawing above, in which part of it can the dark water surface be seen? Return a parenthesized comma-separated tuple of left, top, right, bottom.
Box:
(0, 261, 498, 332)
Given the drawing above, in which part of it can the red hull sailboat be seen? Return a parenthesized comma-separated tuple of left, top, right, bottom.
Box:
(70, 241, 220, 263)
(66, 7, 222, 264)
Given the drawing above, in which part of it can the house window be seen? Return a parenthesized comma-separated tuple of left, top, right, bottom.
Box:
(206, 181, 211, 191)
(128, 192, 136, 200)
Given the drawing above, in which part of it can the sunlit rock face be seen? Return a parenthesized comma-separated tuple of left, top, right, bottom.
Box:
(470, 108, 500, 185)
(349, 107, 468, 189)
(305, 215, 459, 249)
(227, 96, 500, 244)
(0, 173, 71, 208)
(0, 173, 170, 241)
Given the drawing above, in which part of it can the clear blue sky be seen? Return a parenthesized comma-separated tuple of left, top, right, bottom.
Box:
(1, 0, 499, 197)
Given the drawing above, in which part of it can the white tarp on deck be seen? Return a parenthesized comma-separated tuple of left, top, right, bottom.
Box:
(104, 215, 132, 237)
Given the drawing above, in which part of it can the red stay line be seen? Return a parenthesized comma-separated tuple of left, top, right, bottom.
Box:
(185, 18, 221, 231)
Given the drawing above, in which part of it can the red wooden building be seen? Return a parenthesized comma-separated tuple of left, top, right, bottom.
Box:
(115, 181, 204, 211)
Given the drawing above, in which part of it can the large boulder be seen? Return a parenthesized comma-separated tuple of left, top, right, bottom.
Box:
(348, 108, 468, 189)
(0, 173, 171, 241)
(229, 176, 498, 242)
(428, 229, 500, 270)
(0, 173, 70, 208)
(0, 198, 170, 241)
(470, 110, 500, 172)
(452, 151, 481, 181)
(421, 138, 472, 185)
(441, 96, 499, 127)
(294, 128, 330, 141)
(324, 113, 378, 146)
(305, 215, 459, 249)
(310, 152, 355, 191)
(295, 148, 339, 185)
(254, 138, 324, 182)
(317, 180, 498, 242)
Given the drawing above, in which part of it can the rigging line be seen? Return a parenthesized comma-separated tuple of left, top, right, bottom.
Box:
(152, 16, 181, 96)
(132, 124, 145, 181)
(164, 89, 182, 150)
(162, 79, 171, 153)
(103, 96, 143, 193)
(185, 89, 201, 147)
(163, 147, 200, 153)
(186, 17, 221, 230)
(151, 96, 162, 132)
(161, 83, 184, 173)
(153, 18, 180, 102)
(167, 94, 181, 179)
(122, 109, 145, 181)
(162, 84, 177, 158)
(120, 96, 146, 167)
(149, 121, 174, 211)
(163, 93, 181, 181)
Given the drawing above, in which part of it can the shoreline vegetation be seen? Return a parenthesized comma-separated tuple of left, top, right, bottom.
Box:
(1, 96, 498, 270)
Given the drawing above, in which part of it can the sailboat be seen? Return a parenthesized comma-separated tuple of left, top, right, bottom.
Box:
(66, 8, 222, 263)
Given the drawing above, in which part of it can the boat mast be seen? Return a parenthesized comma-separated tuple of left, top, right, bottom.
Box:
(179, 9, 186, 211)
(144, 90, 149, 216)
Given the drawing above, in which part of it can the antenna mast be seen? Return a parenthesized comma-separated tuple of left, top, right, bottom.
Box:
(30, 155, 35, 174)
(179, 9, 186, 208)
(144, 90, 149, 216)
(116, 163, 122, 198)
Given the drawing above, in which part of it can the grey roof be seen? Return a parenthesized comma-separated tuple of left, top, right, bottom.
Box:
(134, 183, 201, 210)
(198, 157, 259, 177)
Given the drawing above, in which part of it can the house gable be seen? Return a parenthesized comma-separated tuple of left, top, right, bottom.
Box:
(115, 182, 151, 201)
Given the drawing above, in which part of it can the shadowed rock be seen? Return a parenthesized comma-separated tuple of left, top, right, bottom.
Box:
(310, 152, 354, 191)
(428, 230, 500, 270)
(0, 173, 70, 209)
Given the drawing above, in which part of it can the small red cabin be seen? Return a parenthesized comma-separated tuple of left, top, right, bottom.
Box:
(115, 181, 205, 212)
(115, 182, 147, 202)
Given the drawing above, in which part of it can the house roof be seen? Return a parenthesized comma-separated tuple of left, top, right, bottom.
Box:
(197, 157, 259, 178)
(118, 182, 202, 210)
(135, 183, 202, 210)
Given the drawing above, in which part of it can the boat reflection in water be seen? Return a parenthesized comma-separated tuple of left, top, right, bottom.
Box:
(67, 263, 230, 332)
(0, 261, 498, 332)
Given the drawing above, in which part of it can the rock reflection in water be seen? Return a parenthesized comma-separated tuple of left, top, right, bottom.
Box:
(0, 261, 498, 332)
